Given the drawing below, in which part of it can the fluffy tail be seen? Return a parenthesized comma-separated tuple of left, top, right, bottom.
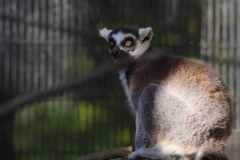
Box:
(196, 139, 229, 160)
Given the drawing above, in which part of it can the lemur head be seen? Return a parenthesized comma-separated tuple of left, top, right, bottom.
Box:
(99, 26, 153, 60)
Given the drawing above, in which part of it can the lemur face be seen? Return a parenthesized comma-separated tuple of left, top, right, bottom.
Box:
(99, 26, 153, 60)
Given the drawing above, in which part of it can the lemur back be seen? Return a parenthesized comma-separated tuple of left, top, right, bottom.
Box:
(99, 26, 233, 160)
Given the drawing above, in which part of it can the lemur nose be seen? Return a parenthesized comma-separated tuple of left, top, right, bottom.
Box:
(111, 50, 120, 57)
(112, 50, 119, 55)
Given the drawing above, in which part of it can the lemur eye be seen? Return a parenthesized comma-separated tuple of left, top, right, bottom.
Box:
(125, 41, 132, 46)
(109, 42, 115, 47)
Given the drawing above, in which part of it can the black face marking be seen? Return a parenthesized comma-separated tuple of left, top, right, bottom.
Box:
(111, 47, 130, 59)
(141, 36, 150, 43)
(140, 31, 152, 43)
(109, 26, 139, 39)
(108, 37, 116, 49)
(107, 26, 141, 59)
(121, 37, 135, 47)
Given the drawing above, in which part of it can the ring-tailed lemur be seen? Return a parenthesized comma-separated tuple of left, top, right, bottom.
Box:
(99, 26, 233, 160)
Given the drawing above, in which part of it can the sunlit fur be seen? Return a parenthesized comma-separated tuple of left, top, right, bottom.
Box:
(99, 26, 233, 160)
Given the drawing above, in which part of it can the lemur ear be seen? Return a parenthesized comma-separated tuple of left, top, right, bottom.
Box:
(139, 27, 153, 41)
(99, 28, 112, 41)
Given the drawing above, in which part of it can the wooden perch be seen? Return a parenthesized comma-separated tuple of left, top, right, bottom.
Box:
(0, 51, 164, 119)
(71, 146, 132, 160)
(71, 146, 152, 160)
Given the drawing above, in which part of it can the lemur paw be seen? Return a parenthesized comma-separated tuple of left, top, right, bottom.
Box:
(126, 149, 162, 160)
(126, 150, 143, 160)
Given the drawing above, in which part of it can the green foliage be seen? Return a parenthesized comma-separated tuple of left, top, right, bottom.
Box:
(14, 97, 134, 160)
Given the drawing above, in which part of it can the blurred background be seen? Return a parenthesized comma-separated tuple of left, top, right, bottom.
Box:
(0, 0, 239, 160)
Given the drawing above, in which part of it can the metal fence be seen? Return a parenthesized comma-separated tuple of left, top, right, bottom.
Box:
(201, 1, 240, 159)
(201, 0, 240, 129)
(0, 0, 239, 160)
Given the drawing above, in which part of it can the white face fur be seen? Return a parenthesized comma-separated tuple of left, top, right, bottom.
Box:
(99, 26, 153, 60)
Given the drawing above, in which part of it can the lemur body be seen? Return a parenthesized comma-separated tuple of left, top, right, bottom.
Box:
(99, 26, 233, 160)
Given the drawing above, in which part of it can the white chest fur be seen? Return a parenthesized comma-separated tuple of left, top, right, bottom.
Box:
(118, 69, 134, 109)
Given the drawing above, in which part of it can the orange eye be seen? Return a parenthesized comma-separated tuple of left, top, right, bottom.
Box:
(125, 41, 132, 46)
(109, 42, 114, 47)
